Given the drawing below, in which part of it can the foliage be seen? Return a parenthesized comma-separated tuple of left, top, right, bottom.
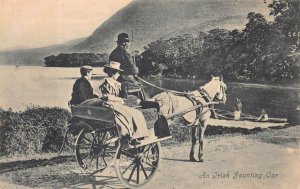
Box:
(0, 106, 71, 156)
(0, 105, 192, 156)
(44, 53, 108, 67)
(137, 0, 299, 83)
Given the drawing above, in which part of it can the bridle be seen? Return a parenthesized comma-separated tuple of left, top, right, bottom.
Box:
(215, 81, 227, 103)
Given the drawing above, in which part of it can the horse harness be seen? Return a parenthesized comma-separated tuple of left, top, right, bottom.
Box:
(187, 89, 214, 124)
(164, 88, 215, 126)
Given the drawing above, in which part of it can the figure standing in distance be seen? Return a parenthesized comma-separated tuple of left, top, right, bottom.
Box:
(234, 98, 242, 120)
(256, 109, 269, 122)
(109, 32, 139, 83)
(69, 65, 98, 105)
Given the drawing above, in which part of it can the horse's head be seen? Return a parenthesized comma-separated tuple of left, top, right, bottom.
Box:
(202, 75, 227, 103)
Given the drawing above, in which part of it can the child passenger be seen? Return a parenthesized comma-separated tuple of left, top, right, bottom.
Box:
(70, 65, 98, 105)
(99, 61, 149, 146)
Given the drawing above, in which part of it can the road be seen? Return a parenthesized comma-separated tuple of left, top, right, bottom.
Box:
(0, 126, 299, 189)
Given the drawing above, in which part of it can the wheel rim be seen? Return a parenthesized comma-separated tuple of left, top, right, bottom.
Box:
(75, 126, 118, 173)
(115, 142, 161, 188)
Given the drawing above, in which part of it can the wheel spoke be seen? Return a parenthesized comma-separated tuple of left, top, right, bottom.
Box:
(136, 161, 140, 184)
(87, 152, 96, 168)
(96, 152, 99, 170)
(127, 164, 137, 183)
(75, 127, 118, 173)
(142, 145, 151, 154)
(115, 142, 161, 188)
(140, 162, 148, 179)
(121, 160, 135, 175)
(80, 152, 89, 160)
(101, 156, 107, 168)
(82, 135, 92, 144)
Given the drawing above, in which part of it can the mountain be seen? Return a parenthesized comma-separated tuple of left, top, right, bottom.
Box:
(0, 38, 85, 66)
(0, 0, 270, 65)
(72, 0, 271, 53)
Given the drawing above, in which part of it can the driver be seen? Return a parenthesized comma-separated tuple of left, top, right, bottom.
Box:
(109, 32, 145, 100)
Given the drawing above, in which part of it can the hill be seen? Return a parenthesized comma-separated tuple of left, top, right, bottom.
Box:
(0, 0, 270, 65)
(0, 38, 84, 66)
(72, 0, 271, 53)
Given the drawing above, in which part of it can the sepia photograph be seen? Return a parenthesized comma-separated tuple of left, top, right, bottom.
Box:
(0, 0, 299, 188)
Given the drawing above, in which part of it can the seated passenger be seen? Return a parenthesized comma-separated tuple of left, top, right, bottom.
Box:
(70, 65, 98, 105)
(99, 61, 149, 146)
(256, 109, 269, 122)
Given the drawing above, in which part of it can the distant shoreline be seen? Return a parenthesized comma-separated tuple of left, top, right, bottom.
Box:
(1, 65, 299, 90)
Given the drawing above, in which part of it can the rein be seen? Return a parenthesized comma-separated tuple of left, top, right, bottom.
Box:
(137, 76, 190, 95)
(164, 101, 221, 119)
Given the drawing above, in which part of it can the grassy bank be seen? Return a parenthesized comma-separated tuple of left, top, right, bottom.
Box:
(0, 105, 296, 157)
(0, 106, 71, 156)
(0, 105, 189, 157)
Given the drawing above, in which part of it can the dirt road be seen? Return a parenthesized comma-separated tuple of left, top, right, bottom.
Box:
(0, 125, 299, 189)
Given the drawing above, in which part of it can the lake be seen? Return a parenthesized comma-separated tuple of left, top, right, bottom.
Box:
(0, 65, 299, 118)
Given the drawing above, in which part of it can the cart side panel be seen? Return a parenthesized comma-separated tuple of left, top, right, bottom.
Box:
(71, 105, 115, 123)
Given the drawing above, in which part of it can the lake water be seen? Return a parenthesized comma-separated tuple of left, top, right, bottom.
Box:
(0, 65, 299, 118)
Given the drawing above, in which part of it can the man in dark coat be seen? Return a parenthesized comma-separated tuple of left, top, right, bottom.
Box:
(70, 65, 96, 105)
(109, 33, 139, 82)
(109, 32, 146, 100)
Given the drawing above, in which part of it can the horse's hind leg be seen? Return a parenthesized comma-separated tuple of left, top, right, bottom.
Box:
(189, 126, 197, 162)
(198, 122, 206, 162)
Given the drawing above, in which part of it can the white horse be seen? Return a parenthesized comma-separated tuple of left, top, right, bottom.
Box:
(153, 76, 227, 162)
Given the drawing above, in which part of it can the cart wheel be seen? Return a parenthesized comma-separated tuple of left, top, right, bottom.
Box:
(115, 142, 161, 188)
(75, 126, 118, 173)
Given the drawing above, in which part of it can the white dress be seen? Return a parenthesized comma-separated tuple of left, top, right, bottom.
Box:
(99, 77, 149, 139)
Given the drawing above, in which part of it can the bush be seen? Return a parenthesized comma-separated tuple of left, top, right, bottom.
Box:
(0, 104, 193, 156)
(0, 106, 71, 156)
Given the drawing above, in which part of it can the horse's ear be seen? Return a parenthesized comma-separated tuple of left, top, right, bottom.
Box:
(220, 75, 223, 81)
(211, 74, 214, 79)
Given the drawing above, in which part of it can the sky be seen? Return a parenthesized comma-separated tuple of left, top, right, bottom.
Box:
(0, 0, 133, 51)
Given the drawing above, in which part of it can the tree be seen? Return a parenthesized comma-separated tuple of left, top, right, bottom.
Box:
(44, 53, 108, 67)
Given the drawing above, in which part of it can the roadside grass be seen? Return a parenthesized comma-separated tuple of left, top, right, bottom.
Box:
(0, 105, 298, 159)
(0, 107, 298, 189)
(0, 106, 71, 157)
(246, 124, 300, 148)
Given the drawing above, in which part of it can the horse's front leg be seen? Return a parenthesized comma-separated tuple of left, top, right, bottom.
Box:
(198, 121, 207, 162)
(189, 126, 198, 162)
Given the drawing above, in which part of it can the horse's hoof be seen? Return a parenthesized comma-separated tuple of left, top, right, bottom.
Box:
(198, 158, 204, 163)
(190, 156, 197, 162)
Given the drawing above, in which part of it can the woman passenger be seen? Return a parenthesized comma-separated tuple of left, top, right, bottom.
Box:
(99, 61, 149, 146)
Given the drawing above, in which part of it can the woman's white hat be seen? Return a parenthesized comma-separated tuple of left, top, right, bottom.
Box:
(104, 61, 123, 72)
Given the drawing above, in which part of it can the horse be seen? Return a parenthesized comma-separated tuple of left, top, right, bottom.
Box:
(153, 75, 227, 162)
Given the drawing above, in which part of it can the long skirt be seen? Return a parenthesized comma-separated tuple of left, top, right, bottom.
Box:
(107, 102, 149, 139)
